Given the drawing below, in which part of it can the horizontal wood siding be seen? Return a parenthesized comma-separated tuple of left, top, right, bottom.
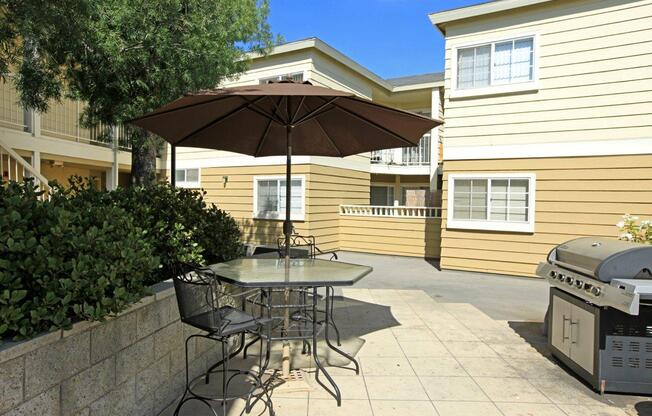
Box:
(443, 0, 652, 147)
(200, 164, 370, 251)
(440, 154, 652, 277)
(340, 216, 442, 258)
(307, 164, 370, 251)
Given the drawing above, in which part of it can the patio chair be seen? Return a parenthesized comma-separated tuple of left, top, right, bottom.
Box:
(277, 234, 342, 349)
(171, 262, 275, 416)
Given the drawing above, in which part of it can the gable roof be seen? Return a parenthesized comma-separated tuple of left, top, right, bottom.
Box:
(249, 38, 444, 92)
(429, 0, 554, 34)
(387, 72, 445, 87)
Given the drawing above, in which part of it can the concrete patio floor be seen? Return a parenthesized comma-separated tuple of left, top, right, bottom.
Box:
(162, 282, 651, 416)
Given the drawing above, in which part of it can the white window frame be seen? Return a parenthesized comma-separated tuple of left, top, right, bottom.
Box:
(447, 173, 536, 233)
(258, 71, 305, 84)
(253, 175, 306, 221)
(450, 33, 539, 99)
(175, 168, 201, 188)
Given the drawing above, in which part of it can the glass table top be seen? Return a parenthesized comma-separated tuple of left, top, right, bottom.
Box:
(207, 258, 373, 287)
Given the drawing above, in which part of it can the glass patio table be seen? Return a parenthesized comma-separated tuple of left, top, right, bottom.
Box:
(208, 258, 372, 406)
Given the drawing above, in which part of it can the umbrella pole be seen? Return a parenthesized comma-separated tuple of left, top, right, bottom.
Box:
(282, 125, 293, 379)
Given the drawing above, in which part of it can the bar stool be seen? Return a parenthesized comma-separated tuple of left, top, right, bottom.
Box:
(172, 263, 275, 416)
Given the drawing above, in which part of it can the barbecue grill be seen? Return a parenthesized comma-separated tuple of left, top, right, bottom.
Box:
(537, 237, 652, 395)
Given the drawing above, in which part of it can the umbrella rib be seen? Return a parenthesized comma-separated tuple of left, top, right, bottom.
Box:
(242, 97, 286, 125)
(293, 97, 339, 126)
(329, 102, 417, 147)
(267, 96, 288, 124)
(175, 96, 267, 146)
(313, 117, 344, 157)
(290, 96, 306, 124)
(254, 117, 274, 157)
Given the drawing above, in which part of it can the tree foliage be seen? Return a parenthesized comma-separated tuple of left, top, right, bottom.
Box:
(2, 0, 274, 185)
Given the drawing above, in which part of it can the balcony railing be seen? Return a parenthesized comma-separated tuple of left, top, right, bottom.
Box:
(370, 133, 431, 166)
(1, 79, 131, 150)
(340, 204, 441, 218)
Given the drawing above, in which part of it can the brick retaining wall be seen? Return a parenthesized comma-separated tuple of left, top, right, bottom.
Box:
(0, 280, 219, 416)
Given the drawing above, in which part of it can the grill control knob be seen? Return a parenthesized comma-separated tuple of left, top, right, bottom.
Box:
(549, 271, 557, 278)
(591, 286, 602, 296)
(566, 276, 575, 285)
(584, 284, 593, 292)
(575, 280, 584, 289)
(558, 274, 566, 282)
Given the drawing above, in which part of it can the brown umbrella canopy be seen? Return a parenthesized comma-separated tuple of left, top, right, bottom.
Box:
(129, 81, 441, 156)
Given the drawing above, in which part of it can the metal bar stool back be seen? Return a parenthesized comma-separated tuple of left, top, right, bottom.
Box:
(172, 263, 274, 416)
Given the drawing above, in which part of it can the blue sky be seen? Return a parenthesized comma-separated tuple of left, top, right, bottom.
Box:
(268, 0, 486, 79)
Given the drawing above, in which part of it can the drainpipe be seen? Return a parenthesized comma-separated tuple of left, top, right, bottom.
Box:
(108, 126, 119, 190)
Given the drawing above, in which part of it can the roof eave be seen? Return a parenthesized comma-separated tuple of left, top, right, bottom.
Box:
(428, 0, 554, 35)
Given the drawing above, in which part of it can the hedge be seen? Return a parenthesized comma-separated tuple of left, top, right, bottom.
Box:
(0, 178, 243, 340)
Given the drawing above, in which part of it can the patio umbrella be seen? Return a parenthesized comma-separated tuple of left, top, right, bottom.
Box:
(130, 80, 441, 376)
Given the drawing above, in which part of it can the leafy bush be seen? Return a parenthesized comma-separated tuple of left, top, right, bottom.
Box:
(0, 178, 243, 340)
(617, 214, 652, 244)
(0, 180, 158, 339)
(59, 177, 244, 284)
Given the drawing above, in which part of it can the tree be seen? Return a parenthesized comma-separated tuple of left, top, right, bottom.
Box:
(2, 0, 273, 186)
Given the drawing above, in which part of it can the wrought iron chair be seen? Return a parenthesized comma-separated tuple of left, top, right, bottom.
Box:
(277, 234, 342, 348)
(172, 262, 275, 416)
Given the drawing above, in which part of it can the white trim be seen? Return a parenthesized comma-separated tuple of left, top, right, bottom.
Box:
(253, 175, 306, 222)
(446, 173, 536, 233)
(450, 33, 539, 99)
(429, 0, 553, 33)
(175, 167, 201, 189)
(246, 38, 443, 92)
(444, 138, 652, 161)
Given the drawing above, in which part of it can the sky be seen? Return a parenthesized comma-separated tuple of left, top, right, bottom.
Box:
(267, 0, 487, 79)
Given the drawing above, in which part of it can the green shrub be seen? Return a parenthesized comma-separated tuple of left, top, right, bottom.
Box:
(617, 214, 652, 244)
(60, 177, 244, 284)
(0, 180, 158, 339)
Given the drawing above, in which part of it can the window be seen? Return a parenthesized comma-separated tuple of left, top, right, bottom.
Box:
(253, 176, 305, 221)
(259, 72, 304, 84)
(175, 168, 200, 188)
(371, 186, 394, 206)
(454, 35, 536, 95)
(447, 173, 536, 233)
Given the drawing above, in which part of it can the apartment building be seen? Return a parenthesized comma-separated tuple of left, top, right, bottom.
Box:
(0, 86, 144, 191)
(429, 0, 652, 276)
(174, 38, 444, 255)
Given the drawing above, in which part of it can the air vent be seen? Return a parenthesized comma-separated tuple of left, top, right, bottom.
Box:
(646, 342, 652, 353)
(612, 340, 624, 351)
(611, 357, 624, 368)
(629, 341, 641, 352)
(646, 359, 652, 370)
(614, 324, 625, 336)
(628, 357, 640, 368)
(646, 326, 652, 337)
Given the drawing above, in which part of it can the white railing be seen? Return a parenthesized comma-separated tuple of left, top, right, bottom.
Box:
(340, 204, 441, 218)
(0, 138, 51, 199)
(370, 134, 431, 166)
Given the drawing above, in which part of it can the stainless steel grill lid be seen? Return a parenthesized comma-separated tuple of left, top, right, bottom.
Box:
(548, 237, 652, 282)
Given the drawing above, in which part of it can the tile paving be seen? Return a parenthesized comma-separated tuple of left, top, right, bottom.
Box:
(163, 288, 646, 416)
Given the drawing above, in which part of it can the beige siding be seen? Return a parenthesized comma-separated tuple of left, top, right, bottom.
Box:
(440, 154, 652, 277)
(340, 216, 442, 258)
(200, 164, 370, 251)
(443, 0, 652, 148)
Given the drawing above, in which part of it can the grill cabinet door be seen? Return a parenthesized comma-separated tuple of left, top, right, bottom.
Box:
(551, 295, 572, 356)
(569, 305, 595, 375)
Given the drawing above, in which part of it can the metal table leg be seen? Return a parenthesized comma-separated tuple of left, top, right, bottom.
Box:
(311, 287, 342, 406)
(323, 286, 359, 375)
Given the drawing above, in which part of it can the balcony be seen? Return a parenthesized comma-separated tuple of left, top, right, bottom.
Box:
(370, 134, 431, 175)
(0, 79, 132, 150)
